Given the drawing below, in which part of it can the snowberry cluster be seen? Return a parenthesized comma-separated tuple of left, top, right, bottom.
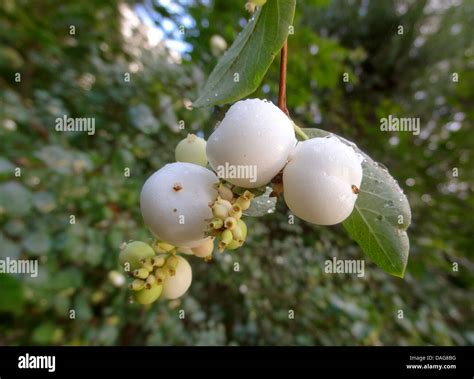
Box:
(120, 98, 363, 305)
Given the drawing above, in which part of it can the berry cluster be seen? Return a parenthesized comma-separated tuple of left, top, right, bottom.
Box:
(208, 185, 253, 253)
(119, 241, 193, 304)
(120, 98, 363, 305)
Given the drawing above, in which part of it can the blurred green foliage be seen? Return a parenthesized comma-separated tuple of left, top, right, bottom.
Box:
(0, 0, 473, 346)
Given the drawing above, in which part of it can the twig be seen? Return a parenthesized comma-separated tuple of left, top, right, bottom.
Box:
(278, 40, 288, 116)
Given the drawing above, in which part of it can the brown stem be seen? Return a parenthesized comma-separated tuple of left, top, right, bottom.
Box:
(278, 40, 289, 116)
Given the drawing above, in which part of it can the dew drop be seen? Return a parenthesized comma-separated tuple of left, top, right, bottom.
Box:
(383, 200, 394, 208)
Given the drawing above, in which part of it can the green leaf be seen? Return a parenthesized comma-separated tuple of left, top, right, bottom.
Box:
(0, 274, 25, 314)
(0, 182, 33, 217)
(301, 128, 411, 277)
(193, 0, 296, 108)
(245, 187, 277, 217)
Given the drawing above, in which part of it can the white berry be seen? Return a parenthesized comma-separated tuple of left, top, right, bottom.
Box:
(175, 134, 208, 167)
(191, 237, 215, 258)
(162, 255, 192, 299)
(206, 98, 296, 188)
(283, 137, 363, 225)
(140, 162, 218, 247)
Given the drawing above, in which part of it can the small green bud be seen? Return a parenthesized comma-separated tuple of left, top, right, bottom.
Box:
(129, 279, 145, 291)
(216, 197, 232, 210)
(145, 275, 157, 289)
(217, 241, 226, 253)
(242, 190, 255, 201)
(236, 197, 251, 211)
(212, 203, 229, 219)
(209, 218, 224, 229)
(217, 184, 234, 202)
(133, 268, 149, 279)
(151, 256, 166, 267)
(224, 217, 236, 230)
(155, 241, 175, 253)
(166, 255, 179, 270)
(140, 258, 154, 272)
(229, 204, 242, 219)
(154, 268, 167, 284)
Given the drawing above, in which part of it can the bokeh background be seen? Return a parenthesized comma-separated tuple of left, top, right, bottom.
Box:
(0, 0, 473, 346)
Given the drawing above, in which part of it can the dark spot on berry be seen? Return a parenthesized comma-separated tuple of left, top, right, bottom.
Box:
(173, 182, 183, 192)
(173, 208, 177, 213)
(351, 184, 360, 194)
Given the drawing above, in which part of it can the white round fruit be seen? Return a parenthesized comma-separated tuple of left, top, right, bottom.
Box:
(206, 98, 296, 188)
(283, 136, 363, 225)
(191, 237, 215, 258)
(175, 134, 208, 167)
(162, 255, 192, 299)
(140, 162, 218, 247)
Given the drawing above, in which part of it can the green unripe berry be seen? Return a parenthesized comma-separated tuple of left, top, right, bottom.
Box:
(231, 224, 244, 241)
(227, 220, 248, 250)
(236, 219, 247, 241)
(175, 134, 208, 167)
(133, 283, 163, 305)
(119, 241, 155, 272)
(226, 239, 242, 250)
(220, 229, 233, 245)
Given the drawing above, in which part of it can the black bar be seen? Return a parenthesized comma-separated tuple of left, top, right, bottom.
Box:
(0, 346, 472, 377)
